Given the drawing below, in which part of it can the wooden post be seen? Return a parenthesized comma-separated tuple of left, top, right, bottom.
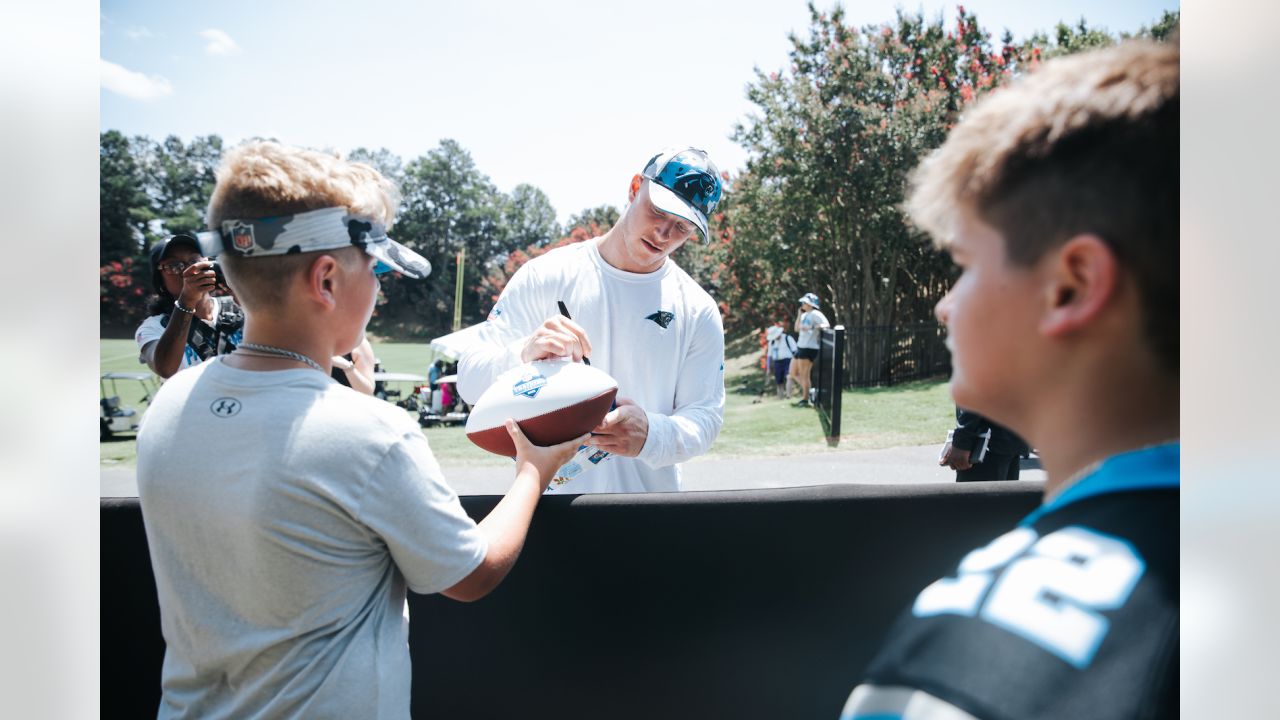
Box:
(452, 248, 465, 332)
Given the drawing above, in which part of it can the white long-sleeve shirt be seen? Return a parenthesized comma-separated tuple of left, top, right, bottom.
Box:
(458, 240, 725, 493)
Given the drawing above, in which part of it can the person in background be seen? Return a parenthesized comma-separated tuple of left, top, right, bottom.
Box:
(765, 325, 798, 400)
(440, 378, 456, 413)
(331, 337, 376, 395)
(457, 147, 726, 494)
(135, 234, 244, 379)
(791, 292, 829, 407)
(428, 359, 444, 391)
(938, 407, 1030, 481)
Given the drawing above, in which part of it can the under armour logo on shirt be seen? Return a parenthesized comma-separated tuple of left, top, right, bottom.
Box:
(645, 311, 675, 329)
(210, 397, 241, 417)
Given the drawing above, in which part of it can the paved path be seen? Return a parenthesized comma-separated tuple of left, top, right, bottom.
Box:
(101, 444, 1043, 497)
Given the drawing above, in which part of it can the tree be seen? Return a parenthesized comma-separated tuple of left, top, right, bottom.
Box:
(503, 183, 560, 249)
(1140, 10, 1180, 41)
(100, 256, 152, 334)
(100, 130, 150, 263)
(726, 3, 1045, 381)
(347, 146, 406, 188)
(565, 204, 620, 234)
(724, 4, 1171, 384)
(131, 134, 224, 238)
(376, 139, 511, 337)
(478, 226, 595, 310)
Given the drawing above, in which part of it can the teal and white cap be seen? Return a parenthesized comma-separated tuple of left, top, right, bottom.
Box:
(195, 206, 432, 279)
(640, 147, 724, 243)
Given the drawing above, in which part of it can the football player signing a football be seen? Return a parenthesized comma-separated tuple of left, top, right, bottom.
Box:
(458, 147, 728, 494)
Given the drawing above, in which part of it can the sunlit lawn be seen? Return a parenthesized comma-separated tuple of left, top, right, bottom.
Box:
(101, 338, 955, 467)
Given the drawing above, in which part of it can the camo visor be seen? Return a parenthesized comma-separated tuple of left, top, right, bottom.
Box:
(196, 206, 432, 279)
(640, 147, 723, 243)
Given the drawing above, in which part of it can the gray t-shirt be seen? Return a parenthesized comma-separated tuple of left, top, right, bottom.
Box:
(137, 357, 487, 719)
(798, 309, 830, 349)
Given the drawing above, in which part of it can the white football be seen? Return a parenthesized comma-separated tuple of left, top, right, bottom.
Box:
(465, 360, 618, 456)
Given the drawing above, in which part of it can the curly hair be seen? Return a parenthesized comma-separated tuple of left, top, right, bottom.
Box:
(906, 39, 1179, 372)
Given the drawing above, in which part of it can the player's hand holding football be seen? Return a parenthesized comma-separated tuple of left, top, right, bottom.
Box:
(520, 316, 592, 362)
(504, 420, 588, 490)
(585, 397, 648, 457)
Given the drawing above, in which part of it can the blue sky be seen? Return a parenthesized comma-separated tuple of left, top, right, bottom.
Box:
(100, 0, 1177, 225)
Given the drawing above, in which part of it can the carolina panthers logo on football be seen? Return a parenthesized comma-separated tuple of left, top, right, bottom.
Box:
(645, 310, 675, 329)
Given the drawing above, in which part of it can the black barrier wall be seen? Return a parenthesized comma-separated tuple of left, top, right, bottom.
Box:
(102, 482, 1043, 719)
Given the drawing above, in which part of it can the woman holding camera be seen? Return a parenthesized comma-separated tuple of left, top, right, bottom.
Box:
(135, 234, 244, 379)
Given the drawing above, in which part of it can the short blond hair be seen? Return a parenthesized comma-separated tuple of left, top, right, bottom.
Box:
(907, 39, 1179, 371)
(207, 141, 399, 228)
(207, 141, 399, 309)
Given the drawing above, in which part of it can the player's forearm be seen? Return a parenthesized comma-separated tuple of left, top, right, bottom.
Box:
(637, 406, 724, 467)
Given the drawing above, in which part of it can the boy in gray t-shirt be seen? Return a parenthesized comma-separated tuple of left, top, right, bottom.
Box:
(137, 141, 585, 719)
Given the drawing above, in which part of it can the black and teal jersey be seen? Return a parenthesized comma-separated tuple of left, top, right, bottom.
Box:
(842, 443, 1178, 720)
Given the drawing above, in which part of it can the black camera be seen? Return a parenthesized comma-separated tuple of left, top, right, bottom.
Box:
(210, 260, 228, 291)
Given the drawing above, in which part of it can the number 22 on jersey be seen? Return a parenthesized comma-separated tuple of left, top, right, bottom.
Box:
(912, 525, 1145, 669)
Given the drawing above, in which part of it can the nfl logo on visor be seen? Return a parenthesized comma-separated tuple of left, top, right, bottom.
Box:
(512, 374, 548, 399)
(230, 223, 255, 252)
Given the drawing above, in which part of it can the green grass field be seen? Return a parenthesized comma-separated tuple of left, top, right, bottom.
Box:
(101, 338, 955, 467)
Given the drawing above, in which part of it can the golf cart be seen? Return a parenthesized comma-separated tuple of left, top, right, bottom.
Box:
(372, 371, 429, 412)
(101, 372, 159, 441)
(418, 373, 469, 428)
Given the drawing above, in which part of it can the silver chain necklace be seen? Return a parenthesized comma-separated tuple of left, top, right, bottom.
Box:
(237, 342, 325, 373)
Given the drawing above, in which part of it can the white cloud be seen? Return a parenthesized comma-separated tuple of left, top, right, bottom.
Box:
(125, 26, 153, 41)
(99, 59, 173, 101)
(199, 29, 241, 55)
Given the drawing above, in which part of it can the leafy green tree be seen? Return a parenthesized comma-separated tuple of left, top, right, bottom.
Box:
(100, 130, 150, 263)
(565, 204, 620, 234)
(347, 147, 406, 188)
(721, 3, 1159, 383)
(1140, 10, 1180, 41)
(1028, 18, 1115, 59)
(131, 134, 224, 238)
(478, 226, 594, 311)
(503, 183, 560, 249)
(724, 3, 1043, 380)
(375, 139, 511, 337)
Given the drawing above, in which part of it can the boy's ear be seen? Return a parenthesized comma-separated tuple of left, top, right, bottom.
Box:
(1039, 233, 1119, 338)
(307, 254, 342, 310)
(628, 174, 643, 203)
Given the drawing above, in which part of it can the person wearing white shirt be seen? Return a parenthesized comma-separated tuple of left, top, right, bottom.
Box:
(791, 292, 830, 407)
(765, 325, 798, 400)
(458, 147, 727, 493)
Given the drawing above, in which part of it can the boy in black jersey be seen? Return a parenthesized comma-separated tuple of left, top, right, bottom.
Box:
(840, 39, 1178, 720)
